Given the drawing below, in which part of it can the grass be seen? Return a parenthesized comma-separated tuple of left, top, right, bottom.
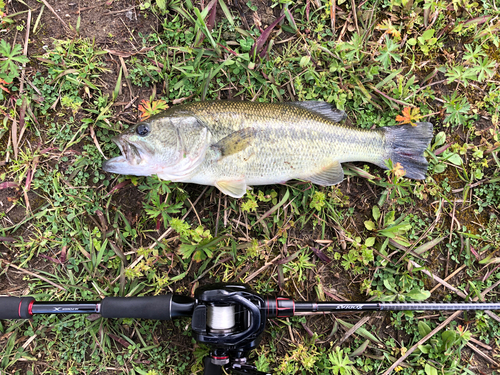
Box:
(1, 0, 500, 374)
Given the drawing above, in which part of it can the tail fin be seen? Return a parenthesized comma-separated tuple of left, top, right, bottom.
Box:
(379, 122, 434, 180)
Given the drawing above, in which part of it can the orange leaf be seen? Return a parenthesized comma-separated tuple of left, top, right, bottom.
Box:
(396, 107, 422, 126)
(138, 99, 168, 120)
(0, 78, 11, 94)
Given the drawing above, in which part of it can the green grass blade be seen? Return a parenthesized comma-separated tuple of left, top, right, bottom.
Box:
(218, 0, 234, 26)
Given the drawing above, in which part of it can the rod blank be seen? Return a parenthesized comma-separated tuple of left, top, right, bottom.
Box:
(380, 302, 500, 311)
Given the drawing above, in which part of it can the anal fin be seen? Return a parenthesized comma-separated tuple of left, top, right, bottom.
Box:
(308, 161, 344, 186)
(215, 179, 248, 198)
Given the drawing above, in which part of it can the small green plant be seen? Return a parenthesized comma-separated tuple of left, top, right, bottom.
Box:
(376, 36, 402, 70)
(310, 190, 326, 211)
(442, 92, 471, 126)
(241, 189, 278, 213)
(416, 322, 472, 365)
(241, 195, 259, 212)
(61, 95, 84, 114)
(364, 205, 412, 246)
(338, 237, 375, 274)
(173, 218, 226, 263)
(336, 32, 365, 63)
(0, 40, 29, 82)
(283, 249, 315, 282)
(246, 0, 258, 11)
(327, 347, 359, 375)
(374, 159, 414, 205)
(427, 132, 463, 174)
(0, 0, 6, 18)
(37, 38, 109, 96)
(462, 44, 496, 82)
(140, 177, 185, 228)
(407, 29, 439, 55)
(374, 271, 431, 301)
(139, 0, 169, 13)
(476, 182, 500, 214)
(276, 342, 320, 374)
(446, 65, 478, 88)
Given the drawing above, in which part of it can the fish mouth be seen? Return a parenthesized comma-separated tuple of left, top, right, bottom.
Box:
(102, 136, 152, 175)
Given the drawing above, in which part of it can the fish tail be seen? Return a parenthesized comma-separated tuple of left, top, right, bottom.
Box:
(379, 122, 434, 180)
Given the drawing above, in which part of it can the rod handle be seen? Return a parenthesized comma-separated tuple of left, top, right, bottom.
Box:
(0, 297, 35, 319)
(101, 295, 173, 320)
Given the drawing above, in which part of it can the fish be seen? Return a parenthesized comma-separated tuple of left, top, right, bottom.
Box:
(103, 101, 433, 198)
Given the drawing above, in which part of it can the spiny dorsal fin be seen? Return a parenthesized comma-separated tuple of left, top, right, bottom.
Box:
(211, 128, 257, 159)
(289, 101, 346, 123)
(308, 160, 344, 186)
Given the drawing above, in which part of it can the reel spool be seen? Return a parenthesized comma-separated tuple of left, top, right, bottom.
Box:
(206, 304, 236, 333)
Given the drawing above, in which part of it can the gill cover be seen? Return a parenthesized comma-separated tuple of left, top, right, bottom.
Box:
(156, 116, 211, 181)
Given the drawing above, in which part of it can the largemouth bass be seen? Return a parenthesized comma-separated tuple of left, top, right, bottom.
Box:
(103, 101, 433, 198)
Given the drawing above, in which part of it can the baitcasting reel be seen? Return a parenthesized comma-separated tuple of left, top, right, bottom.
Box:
(191, 284, 268, 373)
(2, 282, 499, 374)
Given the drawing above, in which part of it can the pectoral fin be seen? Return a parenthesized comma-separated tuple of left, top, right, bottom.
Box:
(215, 179, 248, 198)
(211, 128, 256, 160)
(308, 161, 344, 186)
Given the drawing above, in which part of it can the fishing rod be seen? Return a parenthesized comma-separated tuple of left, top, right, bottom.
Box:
(1, 283, 499, 375)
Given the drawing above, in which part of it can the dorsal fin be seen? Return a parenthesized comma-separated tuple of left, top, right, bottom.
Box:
(288, 101, 346, 123)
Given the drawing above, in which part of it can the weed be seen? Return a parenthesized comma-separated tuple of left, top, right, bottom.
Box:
(442, 92, 471, 126)
(176, 221, 226, 263)
(0, 40, 28, 83)
(396, 106, 422, 126)
(283, 248, 315, 282)
(328, 347, 360, 375)
(407, 29, 441, 56)
(446, 65, 478, 88)
(364, 205, 412, 246)
(139, 176, 185, 228)
(339, 239, 375, 275)
(376, 36, 402, 70)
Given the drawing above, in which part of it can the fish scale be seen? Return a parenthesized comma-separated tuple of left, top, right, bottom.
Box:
(103, 101, 433, 198)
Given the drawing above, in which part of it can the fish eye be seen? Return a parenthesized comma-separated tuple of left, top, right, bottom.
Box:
(136, 124, 150, 136)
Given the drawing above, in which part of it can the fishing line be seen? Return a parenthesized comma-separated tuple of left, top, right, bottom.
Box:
(206, 304, 236, 332)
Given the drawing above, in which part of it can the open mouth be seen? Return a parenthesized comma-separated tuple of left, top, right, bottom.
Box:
(102, 136, 147, 174)
(112, 136, 144, 165)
